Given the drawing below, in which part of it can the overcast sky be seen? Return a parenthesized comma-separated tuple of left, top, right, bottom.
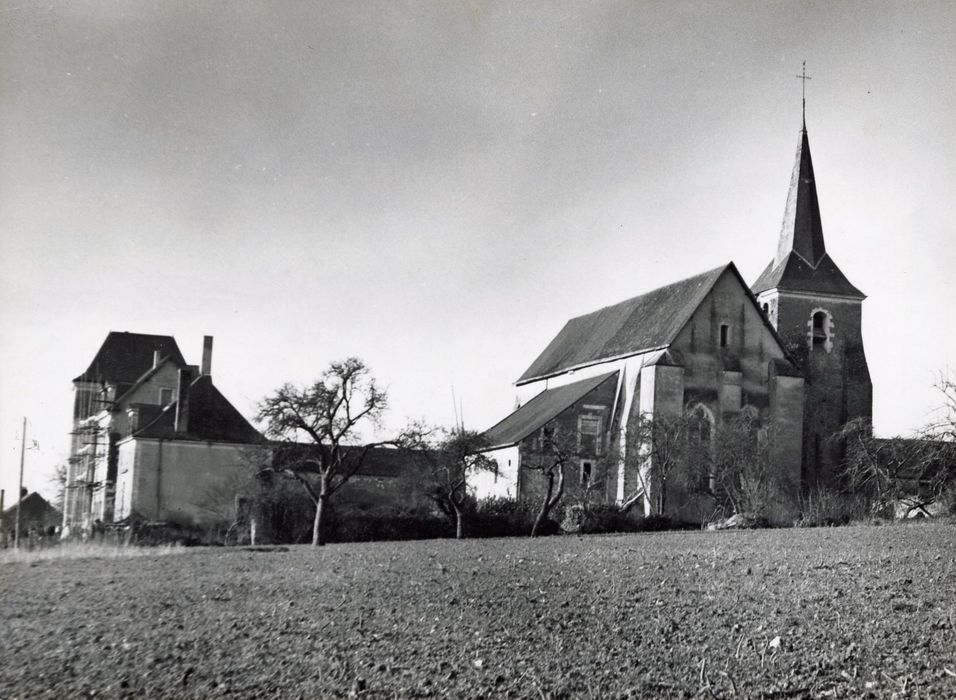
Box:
(2, 1, 954, 501)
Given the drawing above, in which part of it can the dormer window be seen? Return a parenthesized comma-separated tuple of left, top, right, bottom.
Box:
(159, 387, 174, 407)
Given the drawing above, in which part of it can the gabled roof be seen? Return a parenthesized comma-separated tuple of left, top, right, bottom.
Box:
(753, 126, 864, 299)
(484, 371, 618, 449)
(134, 375, 264, 444)
(74, 332, 186, 384)
(112, 357, 193, 407)
(2, 492, 61, 529)
(517, 265, 729, 384)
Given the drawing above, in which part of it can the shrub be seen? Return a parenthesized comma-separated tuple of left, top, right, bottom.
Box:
(471, 497, 558, 537)
(795, 487, 871, 527)
(325, 505, 451, 543)
(580, 504, 640, 534)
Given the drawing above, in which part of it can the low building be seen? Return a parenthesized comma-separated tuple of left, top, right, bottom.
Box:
(2, 492, 62, 543)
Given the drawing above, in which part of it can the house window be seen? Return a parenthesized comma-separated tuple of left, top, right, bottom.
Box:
(159, 387, 174, 406)
(580, 460, 593, 487)
(535, 425, 554, 451)
(577, 414, 603, 455)
(719, 324, 730, 348)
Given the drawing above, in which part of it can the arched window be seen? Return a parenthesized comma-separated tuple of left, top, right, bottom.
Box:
(810, 309, 833, 353)
(687, 404, 715, 491)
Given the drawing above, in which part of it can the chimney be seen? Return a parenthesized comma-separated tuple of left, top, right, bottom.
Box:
(174, 368, 192, 433)
(153, 350, 162, 368)
(127, 406, 140, 433)
(201, 336, 213, 376)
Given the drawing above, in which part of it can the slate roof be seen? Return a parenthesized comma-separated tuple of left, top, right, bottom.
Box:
(776, 127, 826, 268)
(484, 371, 618, 448)
(517, 265, 730, 384)
(752, 252, 865, 299)
(134, 375, 264, 444)
(74, 332, 186, 384)
(752, 127, 864, 299)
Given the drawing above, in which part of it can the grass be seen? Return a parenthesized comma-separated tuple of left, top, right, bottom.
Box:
(0, 541, 186, 565)
(1, 522, 955, 698)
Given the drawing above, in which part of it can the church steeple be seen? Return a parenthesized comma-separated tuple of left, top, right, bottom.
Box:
(751, 92, 872, 491)
(752, 119, 864, 301)
(775, 126, 826, 269)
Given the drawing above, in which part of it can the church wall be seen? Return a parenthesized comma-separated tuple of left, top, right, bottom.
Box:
(671, 270, 789, 414)
(634, 270, 804, 523)
(769, 371, 804, 521)
(516, 376, 621, 508)
(772, 292, 871, 487)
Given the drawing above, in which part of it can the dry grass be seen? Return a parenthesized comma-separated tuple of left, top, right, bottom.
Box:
(0, 541, 186, 565)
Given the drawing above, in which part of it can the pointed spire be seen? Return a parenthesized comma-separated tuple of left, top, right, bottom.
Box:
(774, 124, 826, 269)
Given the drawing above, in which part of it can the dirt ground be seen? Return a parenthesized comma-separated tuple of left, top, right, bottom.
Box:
(2, 522, 955, 699)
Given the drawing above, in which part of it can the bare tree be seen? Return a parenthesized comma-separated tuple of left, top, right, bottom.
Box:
(621, 412, 694, 515)
(927, 371, 956, 443)
(835, 417, 953, 517)
(257, 358, 389, 546)
(401, 426, 496, 539)
(709, 413, 783, 518)
(49, 463, 68, 512)
(522, 424, 577, 537)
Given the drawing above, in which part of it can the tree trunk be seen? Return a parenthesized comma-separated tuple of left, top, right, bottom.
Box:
(454, 504, 463, 539)
(656, 474, 666, 515)
(531, 472, 555, 538)
(312, 476, 329, 547)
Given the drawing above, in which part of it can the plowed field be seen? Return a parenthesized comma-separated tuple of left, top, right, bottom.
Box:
(2, 523, 955, 698)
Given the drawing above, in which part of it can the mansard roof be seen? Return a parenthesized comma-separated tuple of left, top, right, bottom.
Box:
(74, 332, 186, 384)
(485, 371, 619, 448)
(133, 375, 264, 444)
(517, 265, 731, 384)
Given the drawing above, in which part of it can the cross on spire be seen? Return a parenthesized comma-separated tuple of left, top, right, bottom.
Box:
(796, 60, 812, 129)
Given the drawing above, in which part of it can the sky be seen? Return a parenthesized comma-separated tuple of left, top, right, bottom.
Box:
(1, 1, 955, 502)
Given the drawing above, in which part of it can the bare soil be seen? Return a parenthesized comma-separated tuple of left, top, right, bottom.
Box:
(2, 522, 955, 699)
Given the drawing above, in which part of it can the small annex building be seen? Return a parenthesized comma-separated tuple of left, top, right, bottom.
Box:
(477, 116, 871, 523)
(2, 492, 62, 542)
(65, 333, 265, 533)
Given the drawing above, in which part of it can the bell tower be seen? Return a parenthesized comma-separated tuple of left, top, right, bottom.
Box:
(752, 116, 872, 488)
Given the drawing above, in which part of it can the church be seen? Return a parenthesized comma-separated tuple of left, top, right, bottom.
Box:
(475, 115, 872, 524)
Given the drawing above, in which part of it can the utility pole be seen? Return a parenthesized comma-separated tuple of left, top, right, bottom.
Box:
(14, 416, 26, 549)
